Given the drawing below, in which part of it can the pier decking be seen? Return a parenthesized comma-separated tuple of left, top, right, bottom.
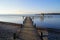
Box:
(19, 17, 41, 40)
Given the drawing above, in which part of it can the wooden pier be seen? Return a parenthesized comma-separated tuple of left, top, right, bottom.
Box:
(0, 17, 48, 40)
(19, 17, 41, 40)
(13, 17, 48, 40)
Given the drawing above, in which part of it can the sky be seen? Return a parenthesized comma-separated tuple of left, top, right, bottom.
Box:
(0, 0, 60, 14)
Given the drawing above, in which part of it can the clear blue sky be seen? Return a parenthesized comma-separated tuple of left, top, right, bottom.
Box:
(0, 0, 60, 14)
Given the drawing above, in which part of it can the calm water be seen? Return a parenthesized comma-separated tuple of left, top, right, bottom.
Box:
(33, 15, 60, 29)
(0, 15, 60, 29)
(0, 15, 60, 40)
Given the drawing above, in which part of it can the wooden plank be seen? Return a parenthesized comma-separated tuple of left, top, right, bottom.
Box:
(19, 17, 41, 40)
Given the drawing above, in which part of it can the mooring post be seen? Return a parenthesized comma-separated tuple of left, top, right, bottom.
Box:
(13, 33, 16, 40)
(40, 32, 43, 40)
(34, 24, 36, 28)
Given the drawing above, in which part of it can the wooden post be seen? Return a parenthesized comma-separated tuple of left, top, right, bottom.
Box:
(13, 33, 16, 40)
(40, 32, 43, 40)
(34, 24, 36, 28)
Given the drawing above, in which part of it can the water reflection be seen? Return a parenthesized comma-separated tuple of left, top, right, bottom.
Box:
(0, 15, 60, 29)
(0, 16, 24, 24)
(33, 15, 60, 29)
(40, 15, 44, 21)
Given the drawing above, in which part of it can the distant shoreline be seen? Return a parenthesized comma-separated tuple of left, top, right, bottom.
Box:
(0, 13, 60, 16)
(36, 13, 60, 15)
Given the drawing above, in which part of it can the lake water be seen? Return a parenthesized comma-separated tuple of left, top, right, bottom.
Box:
(0, 14, 60, 40)
(33, 15, 60, 29)
(0, 15, 60, 29)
